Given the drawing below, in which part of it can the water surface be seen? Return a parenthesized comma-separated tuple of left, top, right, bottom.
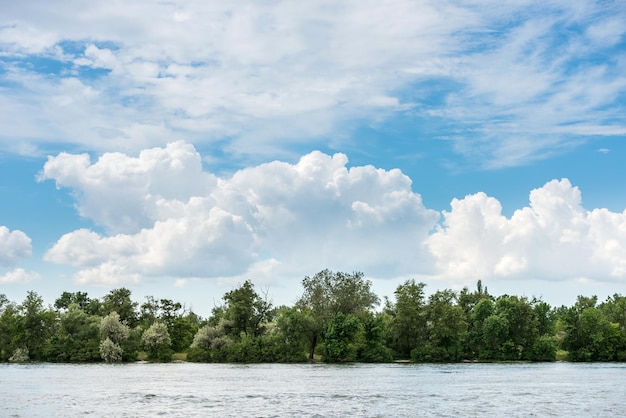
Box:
(1, 362, 625, 417)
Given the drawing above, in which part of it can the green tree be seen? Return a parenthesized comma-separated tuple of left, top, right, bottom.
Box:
(188, 320, 233, 362)
(55, 291, 100, 315)
(357, 313, 393, 363)
(323, 313, 361, 362)
(99, 311, 131, 362)
(272, 306, 314, 362)
(296, 270, 379, 359)
(0, 297, 20, 361)
(386, 279, 426, 359)
(16, 291, 55, 361)
(46, 304, 101, 362)
(141, 322, 173, 361)
(101, 288, 138, 327)
(221, 280, 274, 339)
(413, 289, 467, 362)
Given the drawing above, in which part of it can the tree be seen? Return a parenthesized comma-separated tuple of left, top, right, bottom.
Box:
(323, 313, 361, 362)
(141, 322, 172, 361)
(221, 280, 274, 339)
(0, 296, 19, 361)
(101, 288, 138, 327)
(272, 306, 312, 362)
(17, 291, 55, 361)
(413, 289, 467, 362)
(46, 304, 101, 362)
(99, 311, 130, 362)
(54, 291, 100, 315)
(188, 320, 233, 362)
(356, 313, 393, 363)
(386, 280, 426, 359)
(296, 270, 379, 359)
(100, 338, 123, 363)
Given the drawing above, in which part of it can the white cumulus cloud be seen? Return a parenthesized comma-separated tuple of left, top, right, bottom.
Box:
(0, 268, 40, 284)
(427, 179, 626, 283)
(0, 226, 32, 267)
(43, 142, 440, 285)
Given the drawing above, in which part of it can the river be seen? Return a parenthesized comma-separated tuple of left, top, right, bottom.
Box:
(1, 362, 625, 417)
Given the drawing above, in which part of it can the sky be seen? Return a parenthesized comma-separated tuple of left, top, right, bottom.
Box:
(1, 0, 626, 317)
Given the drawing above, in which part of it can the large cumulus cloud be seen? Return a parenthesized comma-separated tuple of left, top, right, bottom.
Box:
(40, 143, 626, 288)
(42, 142, 440, 285)
(427, 179, 626, 283)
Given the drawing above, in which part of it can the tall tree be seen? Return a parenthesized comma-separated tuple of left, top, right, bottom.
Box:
(296, 270, 379, 359)
(17, 291, 55, 361)
(222, 280, 274, 339)
(386, 279, 426, 359)
(101, 288, 138, 327)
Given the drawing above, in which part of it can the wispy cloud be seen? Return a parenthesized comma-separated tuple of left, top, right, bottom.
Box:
(1, 1, 623, 167)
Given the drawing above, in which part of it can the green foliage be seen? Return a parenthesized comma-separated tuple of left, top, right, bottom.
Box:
(141, 322, 173, 361)
(101, 288, 138, 327)
(3, 278, 626, 365)
(386, 280, 427, 359)
(357, 314, 393, 363)
(222, 280, 275, 339)
(100, 312, 130, 344)
(45, 305, 101, 362)
(100, 338, 124, 363)
(16, 292, 56, 361)
(323, 313, 361, 362)
(9, 347, 29, 363)
(98, 311, 136, 362)
(412, 290, 467, 362)
(297, 270, 379, 359)
(272, 307, 313, 362)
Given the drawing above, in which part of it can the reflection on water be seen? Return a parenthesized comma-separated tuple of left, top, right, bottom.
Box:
(1, 362, 625, 417)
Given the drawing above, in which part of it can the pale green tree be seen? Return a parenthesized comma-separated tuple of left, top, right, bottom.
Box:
(141, 322, 172, 361)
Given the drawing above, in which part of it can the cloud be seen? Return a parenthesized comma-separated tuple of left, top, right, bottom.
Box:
(39, 142, 626, 289)
(0, 268, 40, 284)
(2, 1, 623, 166)
(43, 142, 439, 285)
(0, 226, 32, 267)
(427, 178, 626, 283)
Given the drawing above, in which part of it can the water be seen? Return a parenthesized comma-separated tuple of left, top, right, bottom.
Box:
(1, 362, 625, 417)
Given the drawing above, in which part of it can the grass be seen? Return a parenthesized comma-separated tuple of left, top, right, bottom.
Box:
(136, 351, 187, 362)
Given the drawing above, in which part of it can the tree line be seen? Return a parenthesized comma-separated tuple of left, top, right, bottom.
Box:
(1, 270, 626, 363)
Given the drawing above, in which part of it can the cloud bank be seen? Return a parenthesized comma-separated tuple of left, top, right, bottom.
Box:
(42, 142, 439, 285)
(41, 142, 626, 288)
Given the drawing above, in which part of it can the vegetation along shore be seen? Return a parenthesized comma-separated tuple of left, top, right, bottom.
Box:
(2, 270, 625, 364)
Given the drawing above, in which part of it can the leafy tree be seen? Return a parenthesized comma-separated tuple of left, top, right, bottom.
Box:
(0, 296, 19, 361)
(221, 280, 274, 339)
(101, 288, 138, 327)
(46, 304, 101, 362)
(386, 279, 426, 359)
(54, 291, 100, 315)
(323, 313, 361, 362)
(413, 289, 467, 362)
(100, 338, 123, 363)
(296, 270, 379, 359)
(356, 313, 393, 363)
(188, 320, 233, 362)
(99, 311, 131, 362)
(141, 322, 173, 361)
(272, 306, 313, 362)
(16, 291, 55, 361)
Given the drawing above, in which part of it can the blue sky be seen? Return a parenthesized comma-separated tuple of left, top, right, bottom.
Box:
(1, 0, 626, 316)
